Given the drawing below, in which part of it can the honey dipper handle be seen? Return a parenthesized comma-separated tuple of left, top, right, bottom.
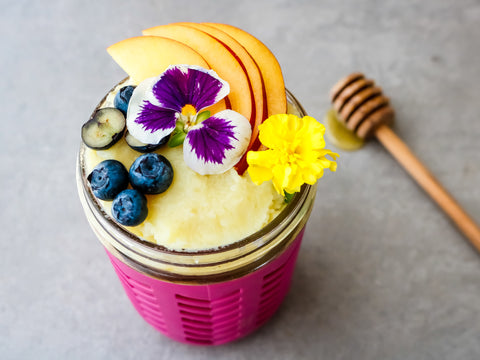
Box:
(374, 124, 480, 251)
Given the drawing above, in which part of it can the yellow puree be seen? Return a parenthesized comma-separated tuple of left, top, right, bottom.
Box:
(84, 140, 285, 252)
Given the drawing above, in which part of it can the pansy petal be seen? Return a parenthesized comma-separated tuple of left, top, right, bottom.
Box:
(127, 78, 177, 144)
(183, 110, 251, 175)
(152, 65, 229, 112)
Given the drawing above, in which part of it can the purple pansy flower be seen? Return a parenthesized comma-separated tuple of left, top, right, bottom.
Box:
(126, 65, 252, 175)
(184, 110, 252, 175)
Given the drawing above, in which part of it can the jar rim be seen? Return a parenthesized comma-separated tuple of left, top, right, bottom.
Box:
(76, 81, 316, 280)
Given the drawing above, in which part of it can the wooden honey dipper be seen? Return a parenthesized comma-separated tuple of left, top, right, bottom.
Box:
(330, 72, 480, 252)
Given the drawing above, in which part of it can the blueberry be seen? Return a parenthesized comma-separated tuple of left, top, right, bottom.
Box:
(114, 85, 136, 115)
(82, 108, 126, 150)
(125, 131, 168, 153)
(111, 189, 148, 226)
(129, 153, 173, 194)
(87, 160, 129, 200)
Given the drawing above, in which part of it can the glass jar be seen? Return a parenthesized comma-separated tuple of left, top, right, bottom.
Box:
(76, 84, 317, 345)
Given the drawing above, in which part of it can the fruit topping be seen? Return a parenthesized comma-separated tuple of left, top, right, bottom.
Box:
(112, 189, 148, 226)
(87, 160, 129, 200)
(106, 36, 209, 84)
(114, 85, 136, 115)
(82, 108, 126, 150)
(129, 153, 173, 194)
(125, 131, 168, 153)
(142, 24, 252, 120)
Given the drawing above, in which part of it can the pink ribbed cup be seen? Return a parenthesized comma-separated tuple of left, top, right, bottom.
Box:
(106, 229, 304, 345)
(76, 86, 316, 345)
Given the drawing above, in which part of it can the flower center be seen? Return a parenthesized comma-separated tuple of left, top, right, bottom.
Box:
(279, 148, 298, 165)
(181, 104, 197, 117)
(178, 104, 198, 129)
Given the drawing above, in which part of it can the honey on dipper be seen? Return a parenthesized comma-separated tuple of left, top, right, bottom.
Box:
(327, 72, 480, 253)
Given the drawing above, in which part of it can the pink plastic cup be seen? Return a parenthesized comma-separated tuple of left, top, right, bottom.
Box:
(76, 87, 317, 345)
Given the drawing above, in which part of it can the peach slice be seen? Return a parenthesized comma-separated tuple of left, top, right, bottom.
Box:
(177, 23, 265, 124)
(107, 35, 227, 114)
(143, 25, 253, 121)
(175, 22, 266, 174)
(107, 36, 207, 84)
(204, 23, 287, 118)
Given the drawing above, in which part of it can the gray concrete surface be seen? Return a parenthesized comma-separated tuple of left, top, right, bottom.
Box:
(1, 0, 480, 359)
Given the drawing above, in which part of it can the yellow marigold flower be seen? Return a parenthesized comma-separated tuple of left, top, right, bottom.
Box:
(247, 114, 338, 195)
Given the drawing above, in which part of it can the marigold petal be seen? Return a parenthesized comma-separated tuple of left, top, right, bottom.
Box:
(247, 149, 278, 167)
(286, 168, 305, 193)
(257, 116, 285, 149)
(302, 169, 319, 185)
(271, 164, 291, 195)
(247, 165, 273, 185)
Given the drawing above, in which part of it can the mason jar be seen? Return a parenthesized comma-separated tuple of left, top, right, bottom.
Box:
(76, 84, 317, 345)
